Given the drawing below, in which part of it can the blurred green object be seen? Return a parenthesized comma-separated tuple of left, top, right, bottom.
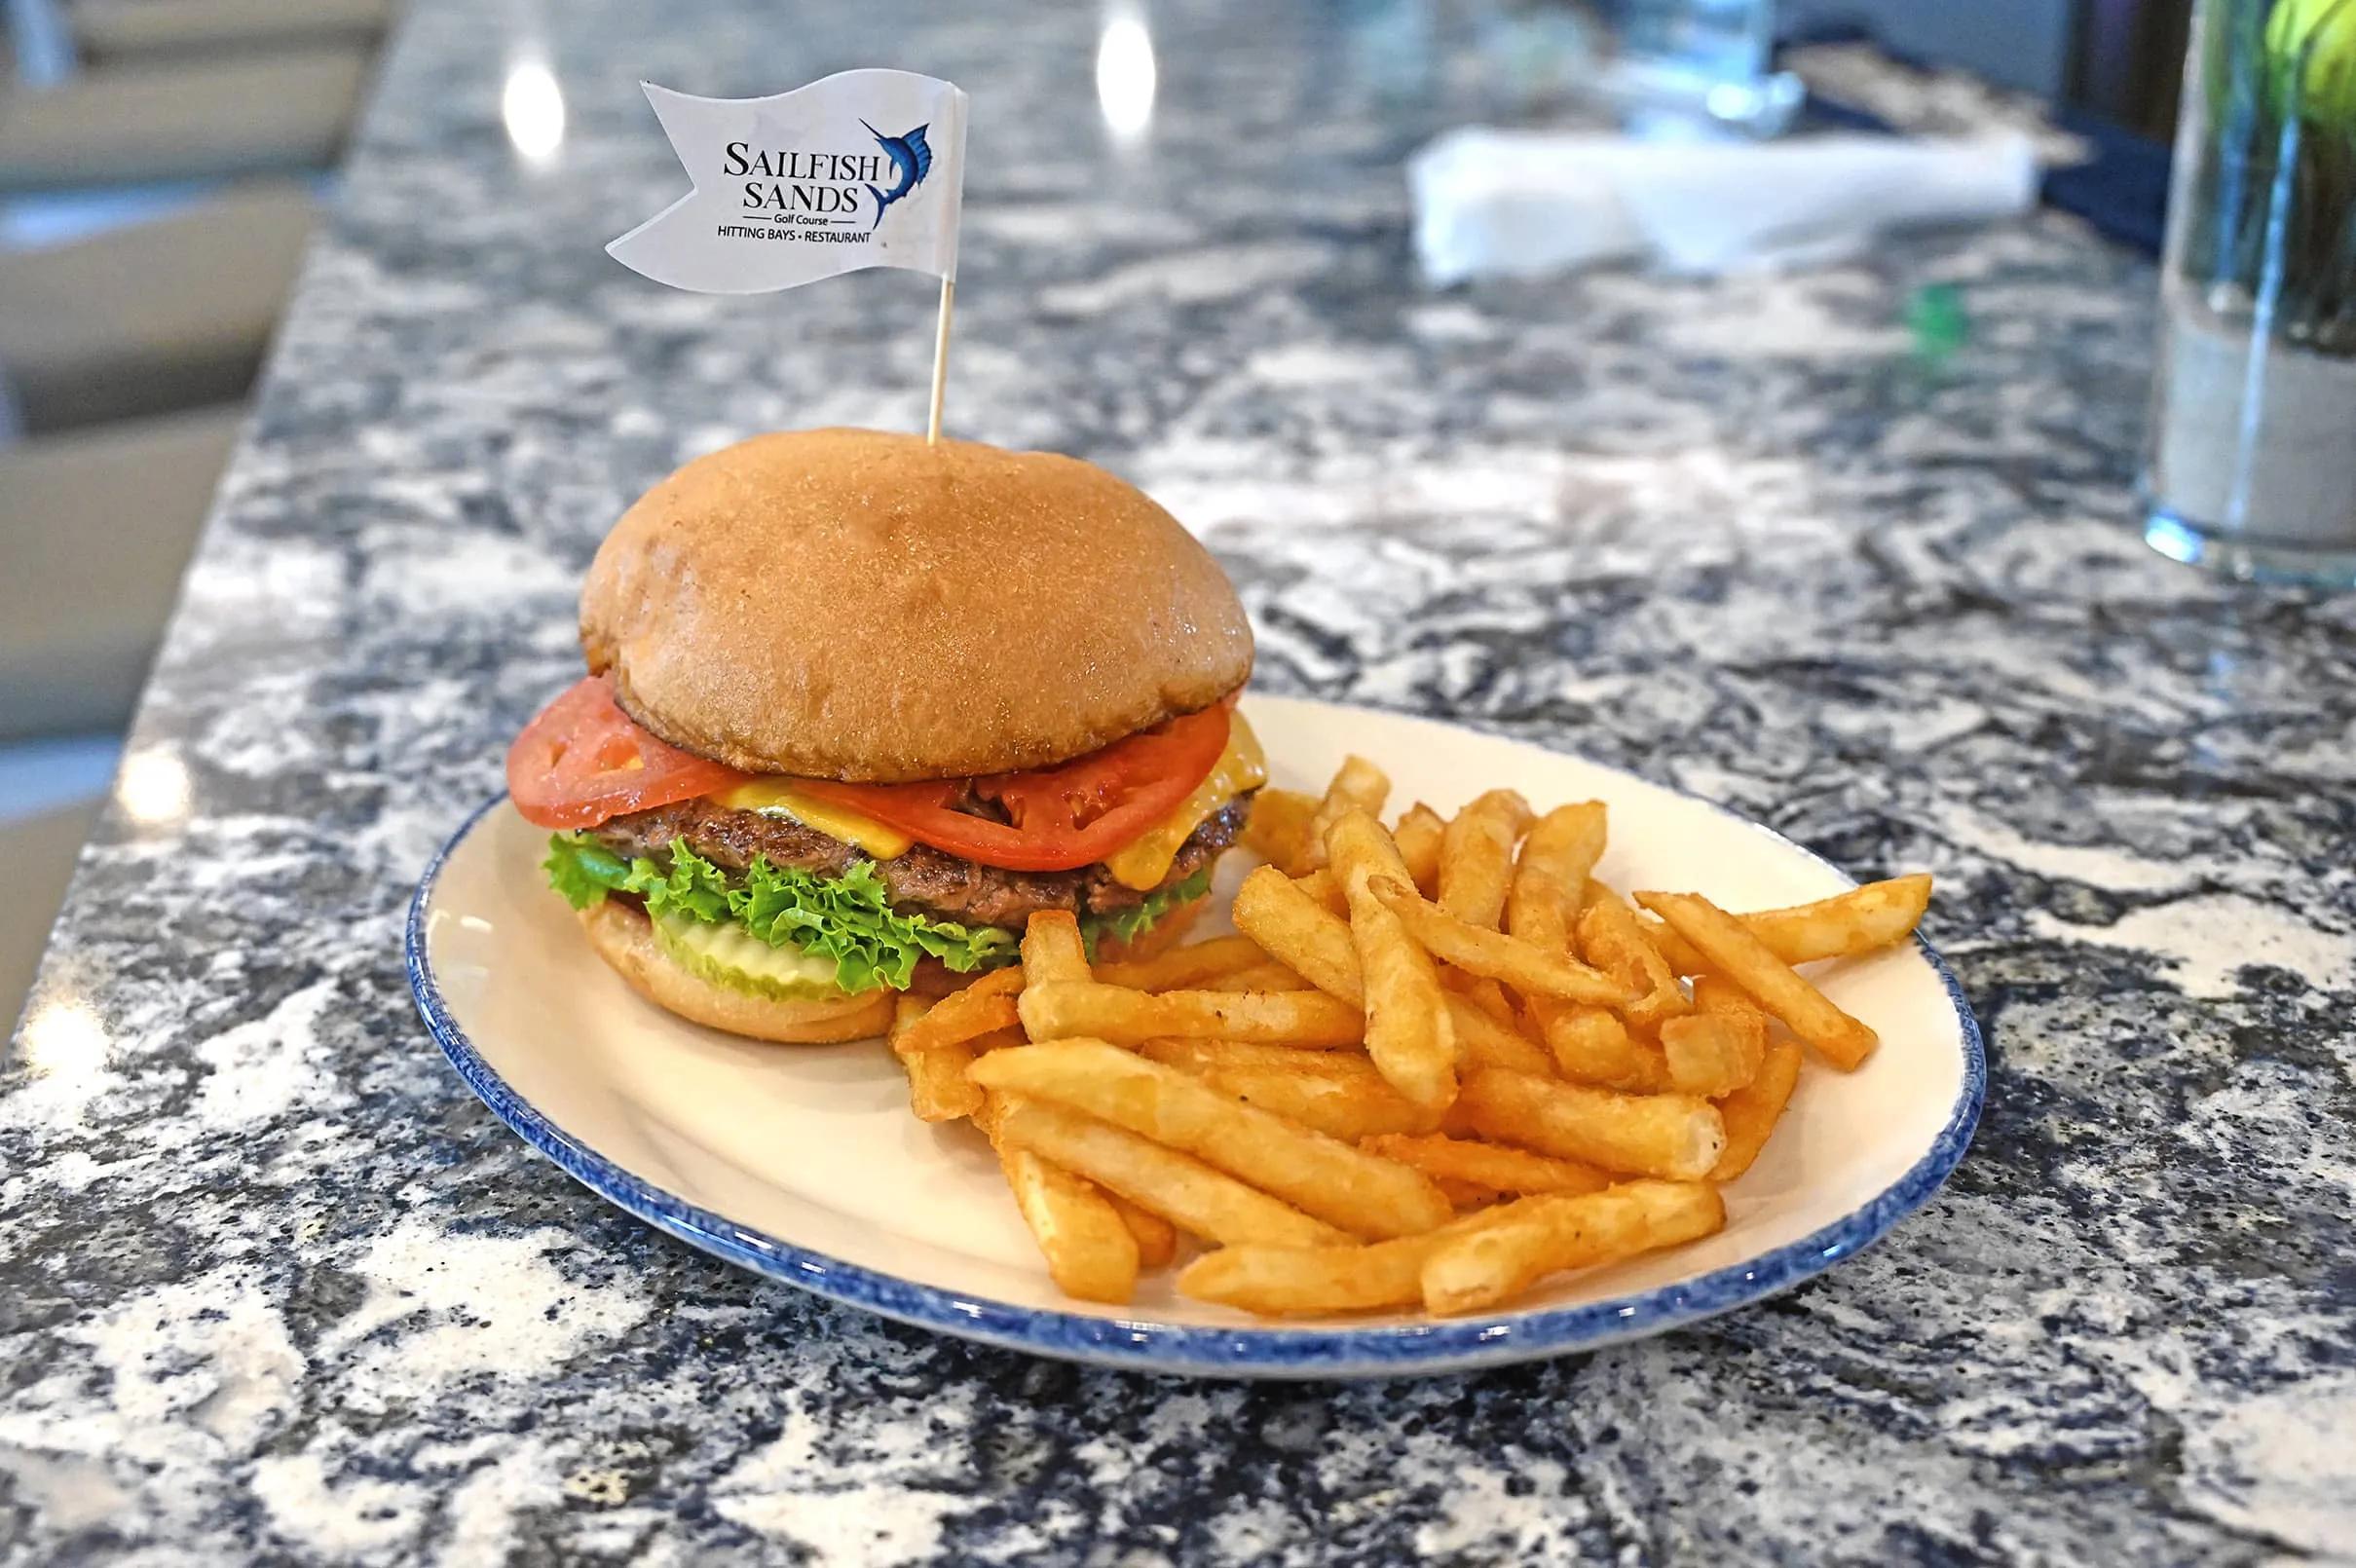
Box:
(1904, 283, 1969, 365)
(2264, 0, 2356, 125)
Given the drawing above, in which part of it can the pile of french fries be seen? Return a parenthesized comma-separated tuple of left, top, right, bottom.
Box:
(885, 756, 1934, 1319)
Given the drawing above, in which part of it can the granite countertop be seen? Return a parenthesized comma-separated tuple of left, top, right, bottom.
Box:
(5, 0, 2352, 1562)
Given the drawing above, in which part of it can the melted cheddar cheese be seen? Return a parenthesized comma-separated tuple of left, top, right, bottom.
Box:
(712, 778, 915, 859)
(1103, 711, 1269, 891)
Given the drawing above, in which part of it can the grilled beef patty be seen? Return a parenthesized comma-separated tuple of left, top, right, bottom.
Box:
(591, 792, 1253, 931)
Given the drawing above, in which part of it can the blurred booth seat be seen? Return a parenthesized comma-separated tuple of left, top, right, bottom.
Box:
(0, 403, 244, 739)
(0, 179, 314, 431)
(0, 46, 367, 191)
(0, 795, 105, 1036)
(71, 0, 393, 64)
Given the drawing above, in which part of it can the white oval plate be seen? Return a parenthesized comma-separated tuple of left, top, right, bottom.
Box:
(408, 695, 1982, 1379)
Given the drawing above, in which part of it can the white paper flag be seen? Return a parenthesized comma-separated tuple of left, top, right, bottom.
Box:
(609, 69, 968, 295)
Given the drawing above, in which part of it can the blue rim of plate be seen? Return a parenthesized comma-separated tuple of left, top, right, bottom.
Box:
(406, 786, 1986, 1379)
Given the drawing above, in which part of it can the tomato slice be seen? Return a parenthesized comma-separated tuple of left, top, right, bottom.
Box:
(506, 675, 751, 831)
(798, 705, 1233, 873)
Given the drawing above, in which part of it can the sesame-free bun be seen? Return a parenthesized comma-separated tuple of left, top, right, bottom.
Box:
(580, 901, 895, 1044)
(580, 429, 1253, 782)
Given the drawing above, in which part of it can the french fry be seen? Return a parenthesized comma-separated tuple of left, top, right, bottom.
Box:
(1179, 1234, 1438, 1315)
(1507, 803, 1608, 940)
(1392, 803, 1446, 897)
(1371, 877, 1632, 1007)
(1435, 1176, 1497, 1210)
(1244, 856, 1554, 1073)
(1638, 914, 1711, 979)
(1741, 874, 1933, 963)
(1204, 961, 1314, 992)
(1438, 790, 1533, 930)
(1660, 1015, 1762, 1099)
(900, 1051, 986, 1123)
(1236, 867, 1552, 1079)
(1233, 865, 1361, 1000)
(894, 966, 1025, 1059)
(1577, 885, 1689, 1028)
(990, 1097, 1350, 1249)
(1177, 1205, 1517, 1316)
(972, 1040, 1453, 1240)
(1443, 970, 1520, 1029)
(888, 995, 987, 1123)
(1537, 1003, 1671, 1094)
(998, 1142, 1141, 1304)
(1295, 868, 1350, 918)
(1328, 811, 1456, 1109)
(1019, 980, 1365, 1048)
(1094, 934, 1266, 992)
(1021, 911, 1092, 987)
(1693, 973, 1768, 1056)
(962, 964, 1028, 998)
(1638, 876, 1935, 976)
(1242, 787, 1320, 872)
(1711, 1038, 1803, 1180)
(1202, 1062, 1444, 1141)
(1140, 1040, 1445, 1139)
(978, 1094, 1140, 1303)
(1501, 809, 1658, 1088)
(1361, 1133, 1615, 1198)
(1443, 993, 1557, 1077)
(1635, 891, 1879, 1070)
(1297, 756, 1392, 874)
(1138, 1037, 1367, 1076)
(1105, 1192, 1178, 1269)
(1666, 974, 1768, 1096)
(1458, 1066, 1725, 1180)
(1420, 1179, 1726, 1317)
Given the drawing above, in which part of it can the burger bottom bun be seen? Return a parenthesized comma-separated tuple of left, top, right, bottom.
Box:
(580, 901, 897, 1044)
(582, 891, 1212, 1041)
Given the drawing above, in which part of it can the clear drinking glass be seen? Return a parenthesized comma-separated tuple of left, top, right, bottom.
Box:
(1612, 0, 1800, 134)
(2144, 0, 2356, 584)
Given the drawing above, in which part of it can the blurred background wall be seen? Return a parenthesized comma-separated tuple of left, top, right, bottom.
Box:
(0, 0, 393, 1027)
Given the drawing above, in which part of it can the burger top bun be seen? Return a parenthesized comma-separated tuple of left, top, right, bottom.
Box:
(579, 429, 1254, 782)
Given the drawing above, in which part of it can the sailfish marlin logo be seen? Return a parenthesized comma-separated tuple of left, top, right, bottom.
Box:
(860, 121, 933, 232)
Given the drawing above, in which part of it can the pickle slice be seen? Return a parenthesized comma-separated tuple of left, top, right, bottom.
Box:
(651, 913, 843, 1000)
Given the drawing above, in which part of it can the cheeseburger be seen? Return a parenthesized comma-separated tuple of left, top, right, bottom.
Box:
(506, 428, 1261, 1044)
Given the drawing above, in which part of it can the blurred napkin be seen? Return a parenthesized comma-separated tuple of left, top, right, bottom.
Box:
(1408, 129, 2039, 285)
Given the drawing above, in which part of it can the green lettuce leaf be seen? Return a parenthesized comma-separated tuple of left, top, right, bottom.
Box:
(542, 834, 1018, 994)
(1079, 866, 1214, 958)
(728, 856, 1018, 993)
(543, 835, 634, 910)
(608, 839, 729, 924)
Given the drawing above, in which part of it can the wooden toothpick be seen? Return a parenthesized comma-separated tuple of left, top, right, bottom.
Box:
(926, 276, 954, 444)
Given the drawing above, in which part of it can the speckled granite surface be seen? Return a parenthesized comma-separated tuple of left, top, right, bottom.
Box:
(5, 1, 2353, 1563)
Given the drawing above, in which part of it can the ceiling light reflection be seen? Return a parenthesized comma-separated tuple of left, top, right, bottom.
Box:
(19, 997, 109, 1086)
(1097, 12, 1157, 143)
(116, 746, 191, 829)
(504, 60, 567, 163)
